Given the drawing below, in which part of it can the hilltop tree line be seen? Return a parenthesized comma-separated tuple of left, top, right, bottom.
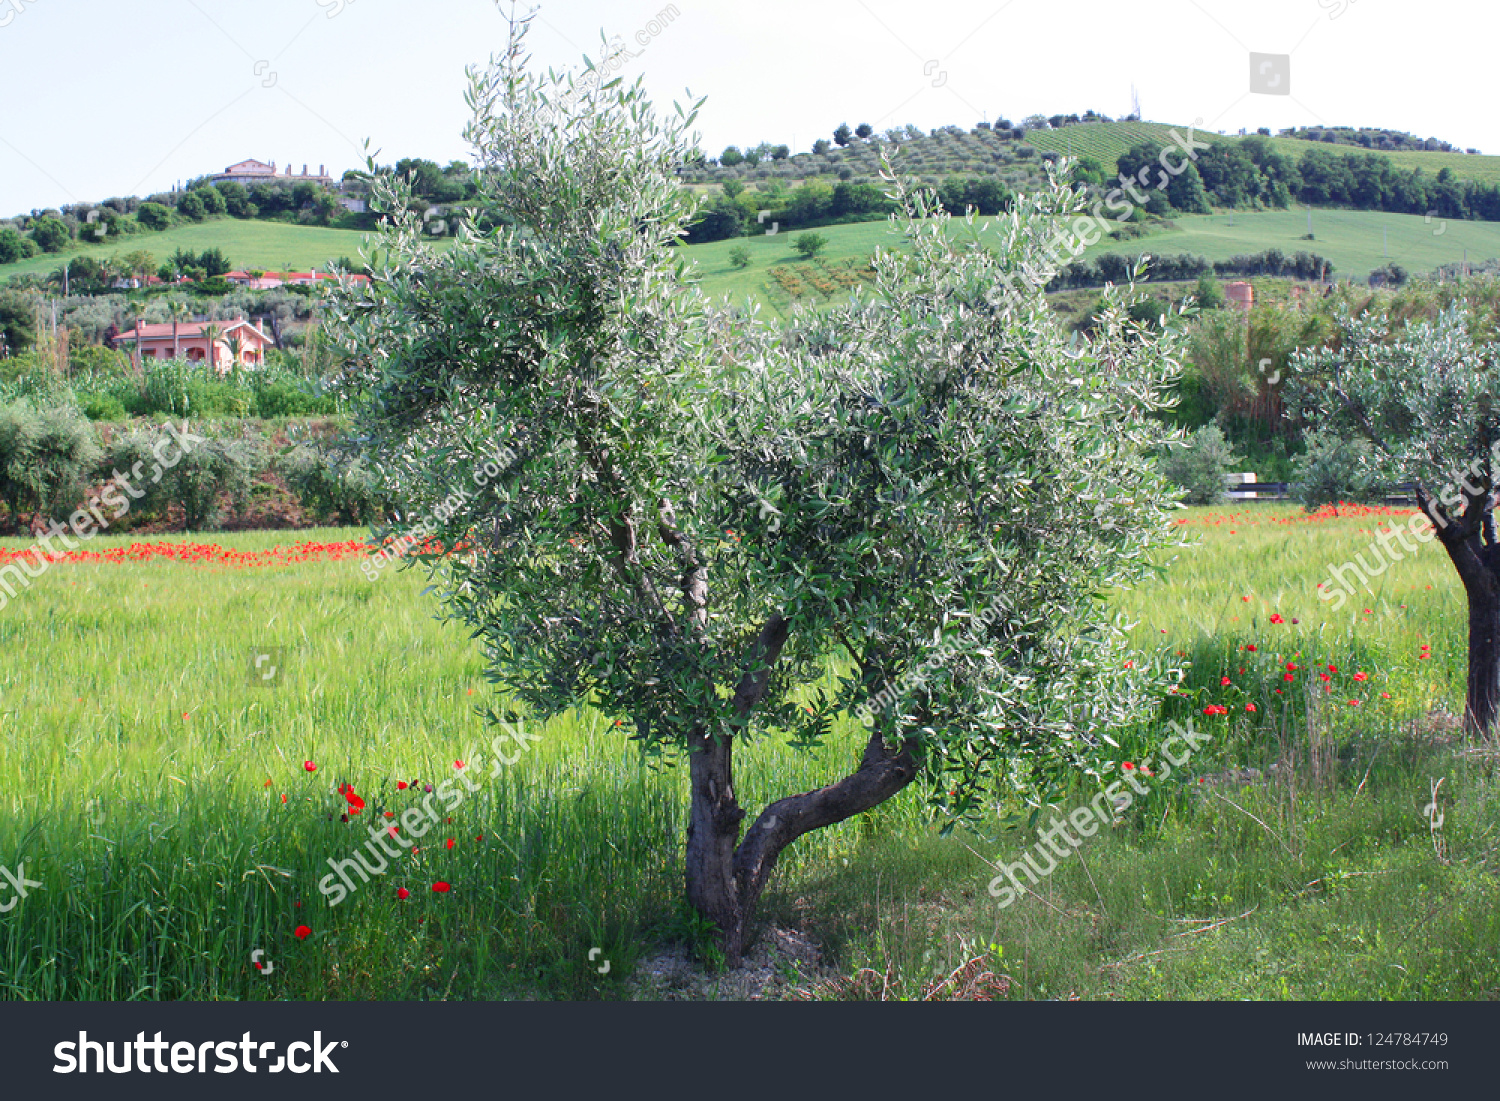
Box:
(1106, 137, 1498, 221)
(0, 157, 485, 269)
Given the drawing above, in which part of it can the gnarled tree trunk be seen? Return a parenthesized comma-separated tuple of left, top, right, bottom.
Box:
(684, 689, 920, 966)
(1419, 485, 1500, 735)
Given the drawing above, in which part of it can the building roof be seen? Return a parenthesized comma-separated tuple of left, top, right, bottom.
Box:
(112, 318, 273, 346)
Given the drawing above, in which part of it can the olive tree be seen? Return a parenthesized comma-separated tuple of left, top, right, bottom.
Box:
(1290, 303, 1500, 733)
(326, 9, 1186, 963)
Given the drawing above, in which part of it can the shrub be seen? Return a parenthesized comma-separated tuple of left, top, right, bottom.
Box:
(727, 246, 751, 269)
(278, 444, 384, 525)
(1160, 423, 1241, 504)
(0, 401, 101, 528)
(136, 203, 172, 231)
(160, 431, 262, 531)
(792, 231, 827, 259)
(1194, 273, 1225, 310)
(102, 428, 175, 522)
(80, 393, 127, 421)
(253, 378, 336, 418)
(30, 217, 71, 253)
(1290, 430, 1384, 510)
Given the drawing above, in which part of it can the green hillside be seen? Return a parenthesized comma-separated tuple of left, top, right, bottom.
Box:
(681, 209, 1500, 317)
(0, 218, 383, 281)
(1022, 121, 1210, 165)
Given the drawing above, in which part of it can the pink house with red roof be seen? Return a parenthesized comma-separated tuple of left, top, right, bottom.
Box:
(111, 317, 274, 371)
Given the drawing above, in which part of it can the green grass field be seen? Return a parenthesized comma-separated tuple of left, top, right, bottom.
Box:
(681, 208, 1500, 317)
(2, 504, 1496, 1000)
(0, 218, 382, 282)
(1083, 208, 1497, 278)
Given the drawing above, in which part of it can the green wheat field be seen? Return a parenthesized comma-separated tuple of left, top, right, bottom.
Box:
(1, 505, 1497, 1000)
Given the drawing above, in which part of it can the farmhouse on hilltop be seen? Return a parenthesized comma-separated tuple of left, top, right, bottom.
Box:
(210, 159, 335, 186)
(111, 316, 274, 371)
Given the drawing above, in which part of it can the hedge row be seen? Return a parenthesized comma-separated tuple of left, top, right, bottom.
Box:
(0, 402, 383, 534)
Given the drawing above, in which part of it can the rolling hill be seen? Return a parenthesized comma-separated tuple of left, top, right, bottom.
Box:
(682, 209, 1500, 318)
(0, 219, 384, 282)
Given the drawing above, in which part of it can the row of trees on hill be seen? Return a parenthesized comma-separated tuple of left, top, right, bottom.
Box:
(1114, 137, 1498, 221)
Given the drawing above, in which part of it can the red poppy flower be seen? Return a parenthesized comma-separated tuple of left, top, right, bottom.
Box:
(264, 779, 272, 788)
(446, 838, 455, 850)
(1220, 676, 1231, 686)
(1246, 644, 1257, 652)
(1327, 664, 1337, 673)
(304, 761, 317, 772)
(1123, 660, 1134, 668)
(1123, 762, 1134, 770)
(432, 882, 451, 893)
(1245, 703, 1256, 712)
(1283, 673, 1294, 682)
(1347, 699, 1360, 707)
(388, 826, 399, 837)
(397, 781, 408, 790)
(1380, 692, 1391, 699)
(1286, 662, 1298, 671)
(294, 925, 311, 940)
(454, 760, 465, 770)
(396, 888, 410, 900)
(1241, 596, 1250, 602)
(280, 794, 288, 803)
(1353, 672, 1368, 682)
(182, 713, 190, 721)
(475, 835, 484, 842)
(1270, 614, 1284, 624)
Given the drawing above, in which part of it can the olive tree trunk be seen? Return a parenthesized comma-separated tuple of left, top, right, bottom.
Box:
(682, 618, 920, 965)
(1419, 487, 1500, 735)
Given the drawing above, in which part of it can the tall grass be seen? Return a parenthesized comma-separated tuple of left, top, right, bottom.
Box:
(1, 505, 1495, 1000)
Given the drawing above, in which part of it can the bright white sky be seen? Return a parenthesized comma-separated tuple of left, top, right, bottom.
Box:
(0, 0, 1492, 217)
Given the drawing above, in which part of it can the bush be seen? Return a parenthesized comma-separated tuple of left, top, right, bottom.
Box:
(253, 378, 337, 418)
(277, 444, 384, 524)
(136, 203, 172, 231)
(31, 217, 71, 253)
(161, 431, 262, 531)
(0, 401, 101, 528)
(792, 231, 827, 259)
(1160, 423, 1242, 504)
(1194, 273, 1225, 310)
(176, 191, 207, 221)
(1290, 430, 1384, 510)
(727, 246, 751, 269)
(102, 428, 174, 522)
(80, 393, 127, 421)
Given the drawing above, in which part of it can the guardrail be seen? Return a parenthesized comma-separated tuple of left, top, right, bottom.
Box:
(1223, 479, 1419, 504)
